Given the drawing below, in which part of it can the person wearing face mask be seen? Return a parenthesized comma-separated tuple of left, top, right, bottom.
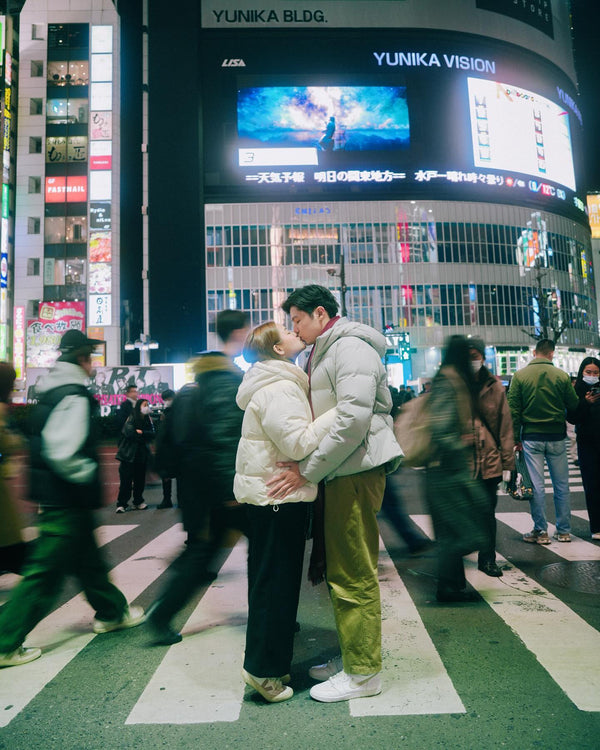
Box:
(468, 338, 515, 576)
(234, 321, 337, 703)
(115, 398, 155, 511)
(568, 357, 600, 539)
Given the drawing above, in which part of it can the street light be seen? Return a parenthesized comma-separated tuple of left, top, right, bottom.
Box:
(124, 332, 159, 365)
(327, 248, 348, 317)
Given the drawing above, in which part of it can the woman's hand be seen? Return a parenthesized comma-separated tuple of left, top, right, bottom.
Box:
(585, 391, 600, 404)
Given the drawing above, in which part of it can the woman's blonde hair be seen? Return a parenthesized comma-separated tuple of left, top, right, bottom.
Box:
(243, 321, 286, 364)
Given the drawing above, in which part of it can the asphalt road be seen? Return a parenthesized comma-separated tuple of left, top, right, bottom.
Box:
(1, 457, 599, 750)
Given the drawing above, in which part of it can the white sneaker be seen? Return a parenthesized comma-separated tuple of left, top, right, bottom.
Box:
(241, 668, 293, 703)
(592, 532, 600, 540)
(93, 605, 145, 634)
(308, 655, 343, 681)
(115, 506, 126, 513)
(0, 646, 42, 668)
(310, 670, 382, 703)
(133, 503, 148, 510)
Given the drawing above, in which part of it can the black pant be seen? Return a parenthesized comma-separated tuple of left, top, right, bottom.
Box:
(578, 441, 600, 534)
(150, 504, 249, 627)
(116, 460, 147, 507)
(244, 503, 307, 678)
(478, 477, 500, 567)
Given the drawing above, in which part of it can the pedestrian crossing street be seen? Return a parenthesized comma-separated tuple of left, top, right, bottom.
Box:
(1, 511, 599, 728)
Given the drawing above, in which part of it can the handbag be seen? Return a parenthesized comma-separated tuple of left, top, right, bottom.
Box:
(393, 394, 432, 467)
(505, 450, 534, 500)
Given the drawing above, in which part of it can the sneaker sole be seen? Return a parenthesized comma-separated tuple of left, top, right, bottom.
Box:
(93, 614, 146, 634)
(0, 649, 42, 668)
(310, 685, 382, 703)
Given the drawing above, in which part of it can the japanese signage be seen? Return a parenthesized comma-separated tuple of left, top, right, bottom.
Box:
(26, 301, 86, 369)
(13, 305, 24, 379)
(45, 175, 88, 203)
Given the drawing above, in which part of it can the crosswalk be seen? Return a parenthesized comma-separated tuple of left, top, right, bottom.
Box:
(1, 511, 599, 728)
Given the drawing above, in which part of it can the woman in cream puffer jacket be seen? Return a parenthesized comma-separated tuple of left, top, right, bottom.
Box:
(234, 322, 335, 704)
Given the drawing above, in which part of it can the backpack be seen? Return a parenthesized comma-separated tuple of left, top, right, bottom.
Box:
(153, 384, 204, 479)
(393, 394, 432, 468)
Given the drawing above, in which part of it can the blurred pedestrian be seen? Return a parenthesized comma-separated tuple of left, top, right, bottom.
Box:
(0, 331, 144, 669)
(468, 338, 515, 576)
(426, 335, 489, 602)
(235, 322, 336, 703)
(0, 363, 28, 575)
(156, 388, 176, 509)
(569, 357, 600, 539)
(115, 398, 155, 512)
(146, 310, 249, 645)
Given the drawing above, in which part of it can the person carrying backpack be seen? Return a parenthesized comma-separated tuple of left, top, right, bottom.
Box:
(146, 310, 249, 645)
(0, 330, 144, 668)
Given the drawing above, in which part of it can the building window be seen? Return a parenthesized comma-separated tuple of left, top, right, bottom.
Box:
(27, 217, 41, 235)
(27, 258, 40, 276)
(28, 176, 41, 194)
(30, 60, 44, 77)
(29, 98, 43, 115)
(32, 24, 45, 41)
(29, 137, 42, 154)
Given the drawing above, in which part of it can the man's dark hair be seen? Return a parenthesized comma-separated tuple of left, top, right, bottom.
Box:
(125, 385, 138, 396)
(535, 338, 555, 356)
(281, 285, 339, 317)
(215, 310, 249, 344)
(161, 388, 175, 401)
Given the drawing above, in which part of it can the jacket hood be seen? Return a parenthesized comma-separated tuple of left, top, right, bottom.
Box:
(313, 317, 387, 363)
(236, 359, 309, 410)
(37, 361, 89, 394)
(189, 352, 241, 378)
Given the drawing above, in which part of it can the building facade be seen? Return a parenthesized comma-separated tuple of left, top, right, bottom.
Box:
(12, 0, 120, 378)
(182, 0, 597, 382)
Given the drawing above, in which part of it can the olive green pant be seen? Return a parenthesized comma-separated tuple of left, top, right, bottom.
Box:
(324, 466, 386, 675)
(0, 507, 127, 653)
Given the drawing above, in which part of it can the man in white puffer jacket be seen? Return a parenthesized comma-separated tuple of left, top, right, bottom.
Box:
(270, 285, 402, 703)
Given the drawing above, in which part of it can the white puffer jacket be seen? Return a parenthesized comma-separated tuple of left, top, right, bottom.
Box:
(299, 317, 402, 484)
(234, 359, 336, 506)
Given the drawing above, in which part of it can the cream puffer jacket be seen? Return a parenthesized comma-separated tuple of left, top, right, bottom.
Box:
(299, 318, 403, 484)
(234, 359, 336, 506)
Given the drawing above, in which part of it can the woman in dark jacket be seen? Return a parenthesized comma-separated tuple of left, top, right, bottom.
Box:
(570, 357, 600, 539)
(426, 336, 489, 602)
(115, 398, 155, 512)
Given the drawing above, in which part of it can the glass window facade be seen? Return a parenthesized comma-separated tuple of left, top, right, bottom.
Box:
(204, 200, 598, 369)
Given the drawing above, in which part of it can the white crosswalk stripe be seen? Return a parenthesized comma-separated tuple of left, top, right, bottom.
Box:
(0, 524, 185, 727)
(1, 513, 599, 727)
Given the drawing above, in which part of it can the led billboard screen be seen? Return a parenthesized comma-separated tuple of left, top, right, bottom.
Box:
(201, 30, 586, 222)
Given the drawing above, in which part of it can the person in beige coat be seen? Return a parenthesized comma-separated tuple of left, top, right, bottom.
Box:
(469, 338, 515, 577)
(234, 321, 336, 704)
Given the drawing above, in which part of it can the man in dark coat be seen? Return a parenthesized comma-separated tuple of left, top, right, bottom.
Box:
(146, 310, 249, 645)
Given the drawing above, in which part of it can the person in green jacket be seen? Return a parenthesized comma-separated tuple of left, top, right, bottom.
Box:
(507, 339, 579, 545)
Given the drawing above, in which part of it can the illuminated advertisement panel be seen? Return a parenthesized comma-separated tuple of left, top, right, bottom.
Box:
(26, 301, 86, 368)
(201, 30, 586, 222)
(45, 175, 88, 202)
(587, 194, 600, 240)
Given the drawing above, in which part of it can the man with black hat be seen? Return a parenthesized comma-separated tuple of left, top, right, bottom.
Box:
(0, 330, 144, 668)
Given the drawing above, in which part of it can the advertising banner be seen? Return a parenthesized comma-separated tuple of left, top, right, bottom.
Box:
(26, 301, 86, 369)
(587, 194, 600, 240)
(25, 365, 174, 417)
